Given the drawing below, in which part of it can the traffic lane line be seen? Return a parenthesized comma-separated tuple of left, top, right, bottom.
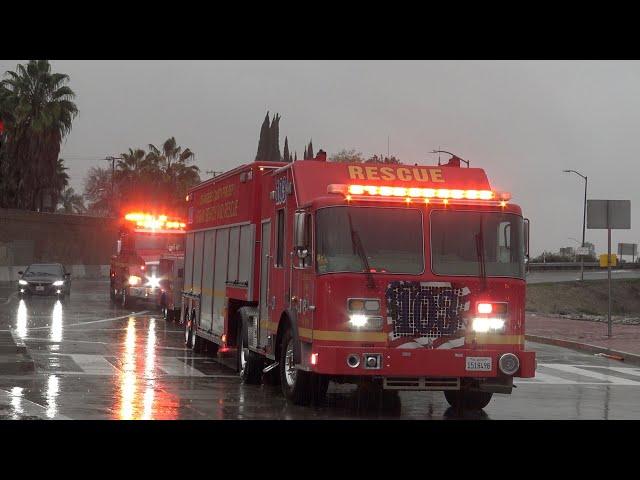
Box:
(0, 310, 151, 333)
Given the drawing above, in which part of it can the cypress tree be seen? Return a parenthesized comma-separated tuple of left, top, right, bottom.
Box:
(255, 112, 270, 161)
(307, 139, 314, 159)
(269, 113, 281, 161)
(283, 136, 290, 163)
(294, 151, 297, 162)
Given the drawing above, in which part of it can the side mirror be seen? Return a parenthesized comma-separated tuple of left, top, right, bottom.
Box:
(65, 273, 71, 278)
(524, 218, 530, 260)
(116, 239, 122, 255)
(18, 271, 23, 275)
(293, 211, 308, 249)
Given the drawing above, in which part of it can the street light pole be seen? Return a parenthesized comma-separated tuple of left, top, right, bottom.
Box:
(563, 169, 588, 281)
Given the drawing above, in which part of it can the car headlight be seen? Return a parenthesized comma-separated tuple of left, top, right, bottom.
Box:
(128, 275, 141, 286)
(471, 317, 505, 333)
(18, 279, 28, 285)
(53, 280, 64, 286)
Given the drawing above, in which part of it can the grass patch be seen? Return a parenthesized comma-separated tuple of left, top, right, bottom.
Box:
(526, 278, 640, 316)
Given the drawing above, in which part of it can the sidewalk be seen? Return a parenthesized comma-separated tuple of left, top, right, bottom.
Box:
(526, 313, 640, 364)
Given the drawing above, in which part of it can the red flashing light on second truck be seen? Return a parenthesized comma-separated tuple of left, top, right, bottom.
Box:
(180, 151, 535, 411)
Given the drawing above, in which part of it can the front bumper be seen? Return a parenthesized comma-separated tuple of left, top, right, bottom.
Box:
(311, 345, 536, 378)
(128, 286, 160, 301)
(19, 284, 65, 295)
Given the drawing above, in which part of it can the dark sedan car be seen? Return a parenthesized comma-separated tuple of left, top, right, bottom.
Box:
(18, 263, 71, 297)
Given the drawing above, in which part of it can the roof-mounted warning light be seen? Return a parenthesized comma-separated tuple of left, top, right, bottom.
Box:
(327, 184, 511, 206)
(124, 212, 186, 231)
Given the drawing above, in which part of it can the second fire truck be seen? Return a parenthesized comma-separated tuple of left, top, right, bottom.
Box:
(181, 151, 536, 410)
(110, 212, 186, 309)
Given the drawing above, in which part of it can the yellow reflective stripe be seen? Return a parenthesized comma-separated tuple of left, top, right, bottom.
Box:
(305, 330, 387, 342)
(465, 334, 524, 345)
(259, 321, 386, 342)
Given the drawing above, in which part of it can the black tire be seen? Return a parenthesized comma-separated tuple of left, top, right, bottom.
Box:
(237, 308, 263, 384)
(444, 389, 493, 411)
(279, 327, 312, 405)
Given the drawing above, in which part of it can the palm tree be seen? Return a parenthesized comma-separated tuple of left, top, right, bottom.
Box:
(57, 187, 85, 214)
(83, 166, 112, 216)
(0, 60, 78, 210)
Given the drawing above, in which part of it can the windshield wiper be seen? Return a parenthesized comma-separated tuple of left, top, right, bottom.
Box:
(475, 216, 487, 291)
(346, 209, 376, 290)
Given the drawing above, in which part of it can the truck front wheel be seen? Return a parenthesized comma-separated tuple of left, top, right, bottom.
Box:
(444, 389, 493, 411)
(279, 328, 311, 405)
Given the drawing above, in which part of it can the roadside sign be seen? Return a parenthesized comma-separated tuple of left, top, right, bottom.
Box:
(599, 254, 617, 267)
(587, 200, 631, 229)
(617, 243, 637, 256)
(576, 247, 590, 256)
(587, 199, 631, 338)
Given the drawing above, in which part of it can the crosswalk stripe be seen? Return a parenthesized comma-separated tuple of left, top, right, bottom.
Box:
(540, 363, 640, 385)
(516, 370, 578, 384)
(68, 354, 120, 375)
(157, 356, 206, 377)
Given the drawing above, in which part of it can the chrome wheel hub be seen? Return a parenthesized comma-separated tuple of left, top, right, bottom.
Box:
(284, 339, 297, 387)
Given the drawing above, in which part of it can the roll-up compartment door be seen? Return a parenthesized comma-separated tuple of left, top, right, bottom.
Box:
(183, 232, 195, 292)
(200, 230, 216, 332)
(212, 228, 229, 335)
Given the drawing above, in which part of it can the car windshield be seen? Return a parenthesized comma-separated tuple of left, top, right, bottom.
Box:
(24, 264, 63, 277)
(430, 210, 525, 278)
(316, 206, 424, 274)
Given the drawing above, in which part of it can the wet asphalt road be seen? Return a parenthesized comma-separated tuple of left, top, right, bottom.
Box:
(1, 280, 639, 420)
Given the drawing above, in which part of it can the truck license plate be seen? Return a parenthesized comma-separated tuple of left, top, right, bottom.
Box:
(466, 357, 492, 371)
(36, 286, 44, 292)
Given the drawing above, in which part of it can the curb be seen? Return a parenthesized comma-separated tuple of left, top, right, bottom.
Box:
(525, 334, 640, 366)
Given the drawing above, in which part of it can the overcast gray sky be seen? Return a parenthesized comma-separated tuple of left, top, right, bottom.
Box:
(3, 60, 638, 257)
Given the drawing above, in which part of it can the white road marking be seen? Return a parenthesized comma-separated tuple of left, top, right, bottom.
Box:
(518, 363, 640, 386)
(67, 354, 120, 375)
(515, 370, 579, 385)
(157, 356, 206, 377)
(0, 310, 150, 333)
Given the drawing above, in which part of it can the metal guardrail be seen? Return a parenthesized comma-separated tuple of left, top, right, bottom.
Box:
(527, 262, 640, 271)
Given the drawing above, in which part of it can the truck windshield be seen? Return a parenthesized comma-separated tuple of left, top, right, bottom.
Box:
(135, 233, 185, 251)
(316, 207, 424, 274)
(430, 210, 525, 278)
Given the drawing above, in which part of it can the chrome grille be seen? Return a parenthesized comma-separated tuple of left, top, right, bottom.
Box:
(386, 281, 469, 340)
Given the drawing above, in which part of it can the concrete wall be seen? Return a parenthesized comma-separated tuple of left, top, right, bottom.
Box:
(0, 208, 118, 280)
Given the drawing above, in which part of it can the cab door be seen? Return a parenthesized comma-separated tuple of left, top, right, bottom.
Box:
(291, 210, 315, 337)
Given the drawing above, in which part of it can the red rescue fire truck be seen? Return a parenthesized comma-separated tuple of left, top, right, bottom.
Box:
(181, 151, 535, 410)
(110, 212, 186, 309)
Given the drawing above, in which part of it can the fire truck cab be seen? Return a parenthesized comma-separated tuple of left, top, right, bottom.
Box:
(182, 151, 535, 410)
(110, 212, 186, 309)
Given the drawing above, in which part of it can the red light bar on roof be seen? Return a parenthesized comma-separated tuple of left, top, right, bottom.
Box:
(124, 212, 186, 230)
(327, 184, 511, 205)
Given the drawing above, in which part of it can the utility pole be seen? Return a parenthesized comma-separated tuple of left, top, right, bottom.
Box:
(562, 170, 588, 281)
(104, 156, 123, 217)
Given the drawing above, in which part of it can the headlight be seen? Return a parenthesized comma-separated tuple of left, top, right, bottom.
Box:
(128, 275, 141, 286)
(18, 279, 28, 285)
(146, 275, 161, 289)
(348, 314, 384, 331)
(471, 317, 505, 333)
(53, 280, 64, 286)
